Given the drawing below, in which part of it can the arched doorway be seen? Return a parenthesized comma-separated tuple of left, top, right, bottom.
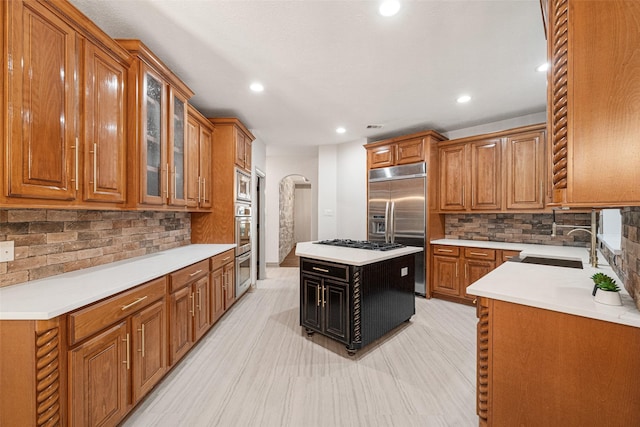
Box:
(279, 174, 311, 266)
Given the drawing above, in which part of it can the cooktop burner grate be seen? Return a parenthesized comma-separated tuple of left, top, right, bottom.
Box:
(314, 239, 405, 251)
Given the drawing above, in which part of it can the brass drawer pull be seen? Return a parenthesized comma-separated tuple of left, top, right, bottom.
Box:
(189, 269, 203, 277)
(223, 257, 231, 261)
(470, 252, 488, 256)
(121, 296, 148, 311)
(312, 267, 329, 273)
(438, 248, 453, 253)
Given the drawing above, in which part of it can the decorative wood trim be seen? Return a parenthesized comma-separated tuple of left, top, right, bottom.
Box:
(550, 0, 569, 193)
(352, 267, 362, 345)
(35, 325, 61, 426)
(364, 129, 447, 150)
(477, 298, 490, 426)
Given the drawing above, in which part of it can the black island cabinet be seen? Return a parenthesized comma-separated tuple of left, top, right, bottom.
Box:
(297, 242, 419, 355)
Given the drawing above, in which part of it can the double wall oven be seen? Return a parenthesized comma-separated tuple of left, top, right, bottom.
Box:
(235, 169, 252, 297)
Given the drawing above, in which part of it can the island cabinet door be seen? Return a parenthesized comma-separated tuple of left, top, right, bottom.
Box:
(322, 280, 349, 344)
(301, 275, 322, 331)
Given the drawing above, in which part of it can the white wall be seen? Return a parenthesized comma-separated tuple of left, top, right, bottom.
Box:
(443, 111, 546, 140)
(251, 137, 266, 283)
(317, 145, 338, 240)
(264, 150, 318, 265)
(336, 138, 368, 240)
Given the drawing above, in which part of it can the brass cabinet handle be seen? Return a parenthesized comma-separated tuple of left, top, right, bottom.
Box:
(123, 333, 130, 370)
(71, 138, 79, 191)
(197, 176, 201, 203)
(223, 257, 231, 262)
(165, 163, 169, 198)
(197, 289, 202, 311)
(470, 252, 488, 257)
(189, 269, 203, 277)
(322, 286, 326, 307)
(91, 143, 97, 193)
(138, 324, 145, 358)
(438, 249, 453, 253)
(312, 267, 329, 273)
(190, 293, 195, 317)
(121, 296, 148, 311)
(455, 264, 459, 278)
(316, 285, 320, 307)
(202, 178, 206, 203)
(465, 264, 468, 279)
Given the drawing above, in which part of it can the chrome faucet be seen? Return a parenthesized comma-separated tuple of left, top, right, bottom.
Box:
(552, 209, 599, 267)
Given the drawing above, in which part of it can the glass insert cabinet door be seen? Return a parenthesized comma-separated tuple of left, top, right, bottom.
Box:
(169, 89, 187, 206)
(143, 69, 165, 204)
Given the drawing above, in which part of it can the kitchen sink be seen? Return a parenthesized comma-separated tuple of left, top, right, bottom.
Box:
(511, 256, 583, 269)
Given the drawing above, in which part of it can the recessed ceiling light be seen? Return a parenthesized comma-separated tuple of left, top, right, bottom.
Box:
(379, 0, 400, 17)
(249, 82, 264, 92)
(457, 95, 471, 103)
(536, 62, 550, 72)
(336, 127, 346, 134)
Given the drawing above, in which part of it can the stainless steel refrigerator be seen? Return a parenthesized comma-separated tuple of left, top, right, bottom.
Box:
(368, 163, 426, 295)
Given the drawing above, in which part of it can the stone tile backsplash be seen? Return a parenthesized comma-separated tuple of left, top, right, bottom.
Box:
(0, 209, 190, 287)
(621, 207, 640, 310)
(445, 212, 593, 246)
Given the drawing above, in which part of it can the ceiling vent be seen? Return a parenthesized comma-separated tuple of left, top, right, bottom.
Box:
(366, 124, 384, 129)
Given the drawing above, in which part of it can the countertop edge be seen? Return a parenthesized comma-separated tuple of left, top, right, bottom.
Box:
(295, 241, 423, 266)
(0, 244, 236, 320)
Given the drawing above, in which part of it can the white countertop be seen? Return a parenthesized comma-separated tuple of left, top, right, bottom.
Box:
(0, 244, 235, 320)
(295, 241, 423, 266)
(434, 239, 640, 328)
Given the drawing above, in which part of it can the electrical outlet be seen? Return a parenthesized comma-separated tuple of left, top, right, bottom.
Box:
(401, 267, 408, 277)
(0, 241, 15, 262)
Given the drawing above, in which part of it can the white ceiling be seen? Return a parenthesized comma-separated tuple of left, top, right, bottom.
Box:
(69, 0, 547, 150)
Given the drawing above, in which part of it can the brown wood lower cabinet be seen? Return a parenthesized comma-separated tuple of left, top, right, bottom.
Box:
(168, 260, 210, 365)
(477, 297, 640, 426)
(0, 253, 236, 427)
(431, 245, 517, 305)
(210, 249, 236, 324)
(67, 276, 167, 427)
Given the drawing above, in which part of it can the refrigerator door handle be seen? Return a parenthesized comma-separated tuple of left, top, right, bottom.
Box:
(389, 201, 396, 243)
(384, 201, 390, 243)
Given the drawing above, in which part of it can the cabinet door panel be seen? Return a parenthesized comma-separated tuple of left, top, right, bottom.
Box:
(69, 321, 128, 427)
(464, 259, 495, 299)
(368, 144, 395, 169)
(169, 286, 193, 365)
(235, 129, 245, 168)
(432, 255, 460, 296)
(211, 267, 225, 324)
(470, 139, 501, 210)
(439, 145, 466, 211)
(301, 275, 322, 331)
(505, 132, 545, 209)
(193, 276, 210, 340)
(131, 299, 167, 402)
(140, 66, 166, 205)
(323, 281, 348, 343)
(8, 1, 77, 200)
(84, 41, 127, 203)
(199, 126, 213, 208)
(169, 89, 187, 206)
(224, 263, 235, 309)
(397, 138, 424, 165)
(185, 117, 200, 207)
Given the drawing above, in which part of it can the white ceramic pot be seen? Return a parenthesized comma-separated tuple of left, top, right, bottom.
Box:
(594, 288, 622, 306)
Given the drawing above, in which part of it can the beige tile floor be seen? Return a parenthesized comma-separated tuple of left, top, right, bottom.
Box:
(123, 267, 478, 427)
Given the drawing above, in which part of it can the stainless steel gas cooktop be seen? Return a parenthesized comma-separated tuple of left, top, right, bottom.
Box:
(315, 239, 405, 251)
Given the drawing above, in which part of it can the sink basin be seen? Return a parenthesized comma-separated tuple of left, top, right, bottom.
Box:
(512, 256, 583, 269)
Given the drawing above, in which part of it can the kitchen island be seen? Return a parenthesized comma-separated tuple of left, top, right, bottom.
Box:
(295, 240, 422, 354)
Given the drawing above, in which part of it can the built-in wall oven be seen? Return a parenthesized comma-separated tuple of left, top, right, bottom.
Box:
(235, 202, 252, 297)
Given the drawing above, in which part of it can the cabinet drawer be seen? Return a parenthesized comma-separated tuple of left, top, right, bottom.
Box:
(464, 247, 496, 261)
(68, 276, 166, 345)
(432, 245, 460, 256)
(211, 249, 234, 271)
(301, 259, 349, 282)
(169, 259, 209, 293)
(501, 250, 521, 263)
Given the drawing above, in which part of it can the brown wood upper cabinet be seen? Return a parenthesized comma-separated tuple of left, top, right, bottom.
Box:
(235, 126, 253, 172)
(365, 132, 447, 170)
(545, 0, 640, 207)
(186, 106, 213, 210)
(118, 39, 194, 210)
(438, 124, 546, 212)
(3, 0, 130, 208)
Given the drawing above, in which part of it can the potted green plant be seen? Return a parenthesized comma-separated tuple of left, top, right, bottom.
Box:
(591, 273, 622, 306)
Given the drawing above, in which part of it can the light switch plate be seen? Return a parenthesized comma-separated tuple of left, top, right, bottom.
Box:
(0, 241, 15, 262)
